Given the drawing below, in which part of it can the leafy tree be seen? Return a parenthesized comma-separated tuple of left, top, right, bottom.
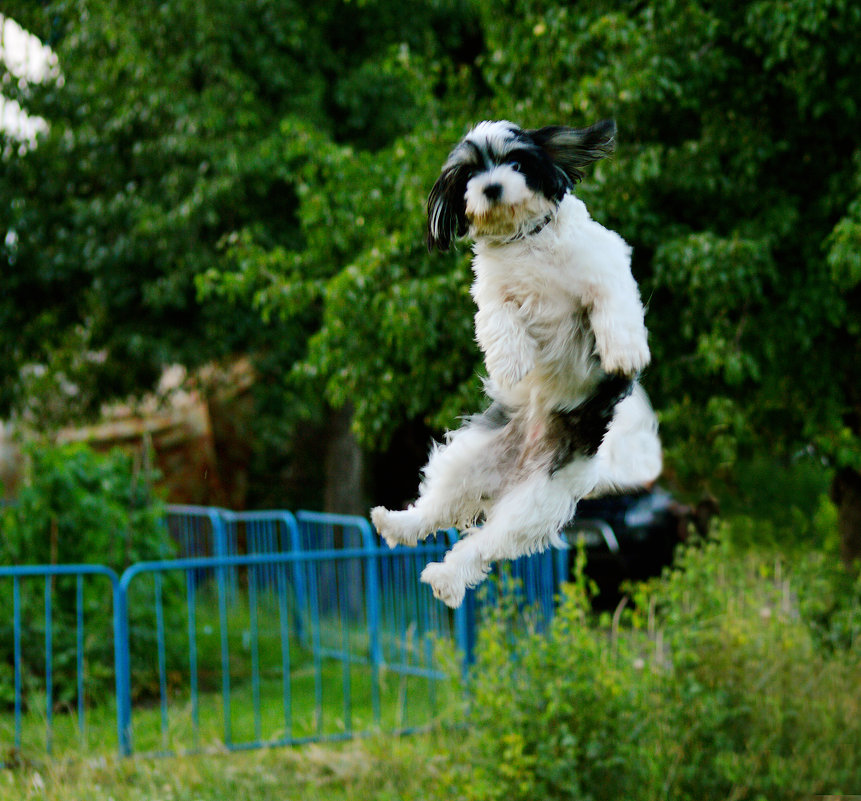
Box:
(0, 0, 479, 417)
(0, 0, 483, 508)
(5, 1, 861, 558)
(210, 0, 861, 557)
(479, 0, 861, 562)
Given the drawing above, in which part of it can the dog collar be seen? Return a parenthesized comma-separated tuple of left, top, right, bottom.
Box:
(501, 213, 554, 244)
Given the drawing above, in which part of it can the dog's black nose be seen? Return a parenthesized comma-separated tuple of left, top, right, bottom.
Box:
(483, 183, 503, 202)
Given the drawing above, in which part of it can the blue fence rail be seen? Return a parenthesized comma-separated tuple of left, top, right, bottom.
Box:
(1, 507, 573, 765)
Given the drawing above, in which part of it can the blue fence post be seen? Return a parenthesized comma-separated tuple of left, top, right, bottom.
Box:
(555, 529, 570, 588)
(216, 552, 233, 748)
(445, 528, 477, 673)
(12, 576, 22, 753)
(114, 574, 133, 756)
(455, 591, 477, 672)
(357, 516, 383, 723)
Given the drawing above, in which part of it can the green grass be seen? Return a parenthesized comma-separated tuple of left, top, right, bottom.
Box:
(0, 731, 458, 801)
(2, 661, 454, 760)
(1, 635, 461, 801)
(130, 661, 453, 755)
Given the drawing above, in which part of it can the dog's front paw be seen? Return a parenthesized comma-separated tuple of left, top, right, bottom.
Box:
(597, 332, 650, 377)
(420, 562, 466, 608)
(371, 506, 427, 549)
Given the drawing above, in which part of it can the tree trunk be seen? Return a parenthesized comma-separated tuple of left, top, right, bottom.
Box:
(831, 467, 861, 567)
(324, 403, 365, 516)
(323, 404, 365, 618)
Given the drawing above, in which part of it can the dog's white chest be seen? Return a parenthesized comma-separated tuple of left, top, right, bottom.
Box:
(472, 246, 578, 313)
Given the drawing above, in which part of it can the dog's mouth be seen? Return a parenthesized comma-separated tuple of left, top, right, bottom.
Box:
(467, 200, 553, 239)
(467, 203, 520, 229)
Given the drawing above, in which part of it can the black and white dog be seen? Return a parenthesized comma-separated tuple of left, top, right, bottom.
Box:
(372, 120, 661, 608)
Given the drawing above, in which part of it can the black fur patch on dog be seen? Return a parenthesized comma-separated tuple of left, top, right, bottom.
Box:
(548, 373, 634, 475)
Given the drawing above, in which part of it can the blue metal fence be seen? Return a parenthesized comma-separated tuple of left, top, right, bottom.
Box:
(0, 564, 125, 758)
(1, 506, 566, 765)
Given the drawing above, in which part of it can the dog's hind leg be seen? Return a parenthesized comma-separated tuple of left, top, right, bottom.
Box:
(420, 458, 600, 607)
(372, 408, 509, 549)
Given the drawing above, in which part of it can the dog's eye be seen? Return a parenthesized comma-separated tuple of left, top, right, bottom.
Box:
(510, 161, 522, 172)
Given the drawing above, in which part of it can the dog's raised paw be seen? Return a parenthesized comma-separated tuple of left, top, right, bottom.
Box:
(371, 506, 398, 549)
(370, 505, 389, 534)
(420, 562, 466, 608)
(371, 506, 424, 549)
(597, 330, 650, 377)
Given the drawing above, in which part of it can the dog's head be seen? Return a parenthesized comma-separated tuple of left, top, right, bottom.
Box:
(427, 119, 616, 250)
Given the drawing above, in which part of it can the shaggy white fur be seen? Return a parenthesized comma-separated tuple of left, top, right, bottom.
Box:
(372, 120, 661, 608)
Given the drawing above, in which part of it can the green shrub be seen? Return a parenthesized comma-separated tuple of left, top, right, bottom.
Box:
(0, 442, 171, 568)
(447, 530, 861, 801)
(636, 534, 860, 800)
(0, 442, 183, 709)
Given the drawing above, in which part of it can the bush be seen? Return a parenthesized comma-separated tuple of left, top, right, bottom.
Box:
(445, 530, 861, 801)
(0, 442, 183, 709)
(0, 442, 170, 568)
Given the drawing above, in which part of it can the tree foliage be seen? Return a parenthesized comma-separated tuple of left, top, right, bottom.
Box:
(0, 0, 480, 422)
(210, 0, 861, 495)
(3, 0, 861, 518)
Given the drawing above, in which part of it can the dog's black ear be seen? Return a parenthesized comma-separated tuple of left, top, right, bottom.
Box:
(529, 119, 616, 186)
(427, 166, 469, 252)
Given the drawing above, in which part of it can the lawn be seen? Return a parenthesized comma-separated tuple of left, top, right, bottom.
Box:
(0, 731, 457, 801)
(2, 659, 455, 760)
(1, 648, 460, 801)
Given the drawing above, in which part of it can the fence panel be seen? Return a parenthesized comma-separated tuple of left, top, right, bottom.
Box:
(166, 507, 305, 612)
(114, 547, 456, 757)
(0, 564, 122, 766)
(165, 505, 228, 559)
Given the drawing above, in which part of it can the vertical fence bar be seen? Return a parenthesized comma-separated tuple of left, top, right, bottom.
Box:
(44, 577, 53, 755)
(417, 558, 435, 715)
(76, 575, 85, 747)
(381, 554, 395, 664)
(282, 513, 305, 643)
(13, 576, 22, 753)
(357, 517, 382, 723)
(154, 573, 169, 752)
(212, 510, 235, 605)
(186, 571, 200, 751)
(276, 561, 292, 742)
(115, 573, 133, 757)
(217, 555, 232, 749)
(249, 562, 262, 745)
(338, 558, 352, 735)
(448, 528, 476, 672)
(308, 557, 323, 736)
